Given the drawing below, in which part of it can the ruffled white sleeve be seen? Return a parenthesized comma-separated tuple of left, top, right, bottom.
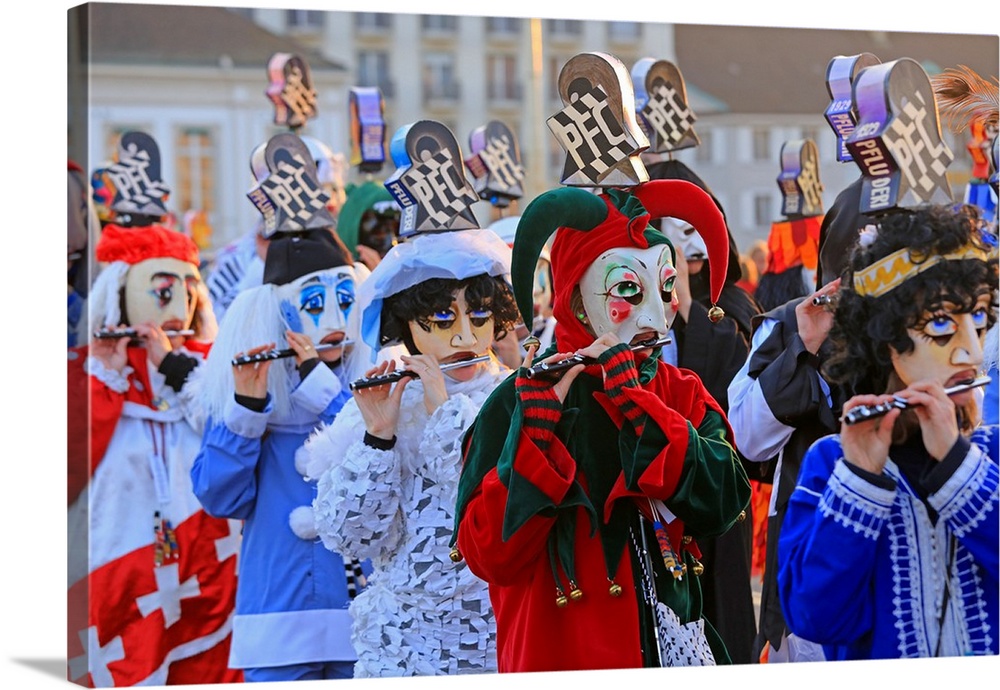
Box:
(308, 399, 405, 561)
(419, 393, 483, 473)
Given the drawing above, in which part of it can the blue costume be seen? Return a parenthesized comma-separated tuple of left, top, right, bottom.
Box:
(777, 427, 999, 660)
(192, 360, 366, 679)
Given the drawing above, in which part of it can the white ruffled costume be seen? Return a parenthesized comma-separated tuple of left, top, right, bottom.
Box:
(304, 361, 507, 677)
(302, 228, 514, 677)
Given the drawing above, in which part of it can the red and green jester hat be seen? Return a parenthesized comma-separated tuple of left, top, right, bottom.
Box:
(453, 179, 751, 672)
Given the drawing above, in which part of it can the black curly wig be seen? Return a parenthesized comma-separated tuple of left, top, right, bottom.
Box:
(379, 273, 520, 354)
(823, 204, 998, 400)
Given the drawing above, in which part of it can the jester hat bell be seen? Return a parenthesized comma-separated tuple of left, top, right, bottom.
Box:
(510, 179, 729, 352)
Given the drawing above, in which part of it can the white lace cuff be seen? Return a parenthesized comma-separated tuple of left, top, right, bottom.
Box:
(84, 357, 133, 394)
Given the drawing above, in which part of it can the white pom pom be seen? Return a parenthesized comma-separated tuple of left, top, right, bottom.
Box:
(294, 445, 311, 478)
(857, 224, 879, 248)
(288, 505, 319, 540)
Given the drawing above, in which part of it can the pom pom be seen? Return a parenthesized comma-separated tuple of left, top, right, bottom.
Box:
(289, 505, 319, 540)
(294, 444, 311, 478)
(857, 224, 880, 248)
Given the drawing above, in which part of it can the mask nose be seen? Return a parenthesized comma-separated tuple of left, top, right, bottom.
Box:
(450, 315, 479, 349)
(950, 314, 985, 369)
(163, 290, 192, 326)
(633, 294, 669, 337)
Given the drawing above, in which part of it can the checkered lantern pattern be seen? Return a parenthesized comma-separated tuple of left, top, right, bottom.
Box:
(401, 149, 479, 230)
(642, 82, 697, 146)
(885, 92, 953, 202)
(547, 85, 642, 185)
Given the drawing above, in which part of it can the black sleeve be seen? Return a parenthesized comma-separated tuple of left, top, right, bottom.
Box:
(157, 352, 199, 392)
(234, 393, 268, 413)
(297, 357, 321, 379)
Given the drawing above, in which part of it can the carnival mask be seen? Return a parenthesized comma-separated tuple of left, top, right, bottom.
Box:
(124, 257, 201, 333)
(276, 267, 356, 360)
(890, 292, 990, 397)
(579, 244, 677, 346)
(660, 217, 707, 262)
(407, 286, 495, 381)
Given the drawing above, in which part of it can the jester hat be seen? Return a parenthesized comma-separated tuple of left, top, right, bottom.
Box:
(510, 179, 730, 352)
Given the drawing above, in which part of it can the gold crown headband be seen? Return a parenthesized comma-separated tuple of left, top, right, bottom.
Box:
(853, 244, 990, 298)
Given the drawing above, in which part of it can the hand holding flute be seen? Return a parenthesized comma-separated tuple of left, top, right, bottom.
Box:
(524, 334, 672, 379)
(91, 322, 188, 370)
(840, 376, 990, 475)
(349, 354, 492, 391)
(841, 376, 991, 425)
(231, 339, 353, 366)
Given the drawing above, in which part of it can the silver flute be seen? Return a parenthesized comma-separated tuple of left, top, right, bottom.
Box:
(231, 340, 353, 366)
(524, 336, 673, 380)
(349, 354, 492, 391)
(842, 376, 992, 425)
(811, 294, 834, 306)
(94, 328, 195, 339)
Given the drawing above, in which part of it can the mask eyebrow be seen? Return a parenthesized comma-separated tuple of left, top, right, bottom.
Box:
(600, 251, 648, 270)
(151, 272, 182, 282)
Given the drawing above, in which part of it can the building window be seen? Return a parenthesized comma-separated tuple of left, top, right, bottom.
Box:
(695, 129, 713, 164)
(355, 12, 392, 30)
(801, 126, 820, 144)
(421, 14, 458, 32)
(752, 128, 771, 161)
(753, 193, 773, 227)
(487, 54, 520, 101)
(546, 19, 582, 37)
(608, 21, 641, 41)
(358, 51, 394, 98)
(486, 16, 521, 35)
(423, 52, 460, 101)
(176, 127, 215, 217)
(548, 56, 570, 101)
(286, 9, 323, 30)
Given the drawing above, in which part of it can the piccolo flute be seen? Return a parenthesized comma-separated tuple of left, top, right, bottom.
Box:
(94, 328, 195, 339)
(524, 336, 673, 380)
(842, 376, 992, 426)
(231, 340, 354, 366)
(349, 354, 492, 391)
(812, 294, 834, 306)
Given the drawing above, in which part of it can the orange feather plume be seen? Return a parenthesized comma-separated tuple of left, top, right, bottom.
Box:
(931, 65, 999, 133)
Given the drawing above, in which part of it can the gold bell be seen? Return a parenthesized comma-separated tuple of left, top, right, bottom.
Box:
(555, 588, 569, 607)
(608, 582, 623, 597)
(707, 305, 725, 323)
(737, 510, 747, 522)
(691, 559, 705, 576)
(449, 548, 462, 563)
(568, 581, 583, 601)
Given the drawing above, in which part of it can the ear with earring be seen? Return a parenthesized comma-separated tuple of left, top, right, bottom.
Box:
(576, 310, 588, 324)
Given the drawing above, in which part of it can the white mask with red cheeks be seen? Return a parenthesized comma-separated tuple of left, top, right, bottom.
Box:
(578, 243, 677, 347)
